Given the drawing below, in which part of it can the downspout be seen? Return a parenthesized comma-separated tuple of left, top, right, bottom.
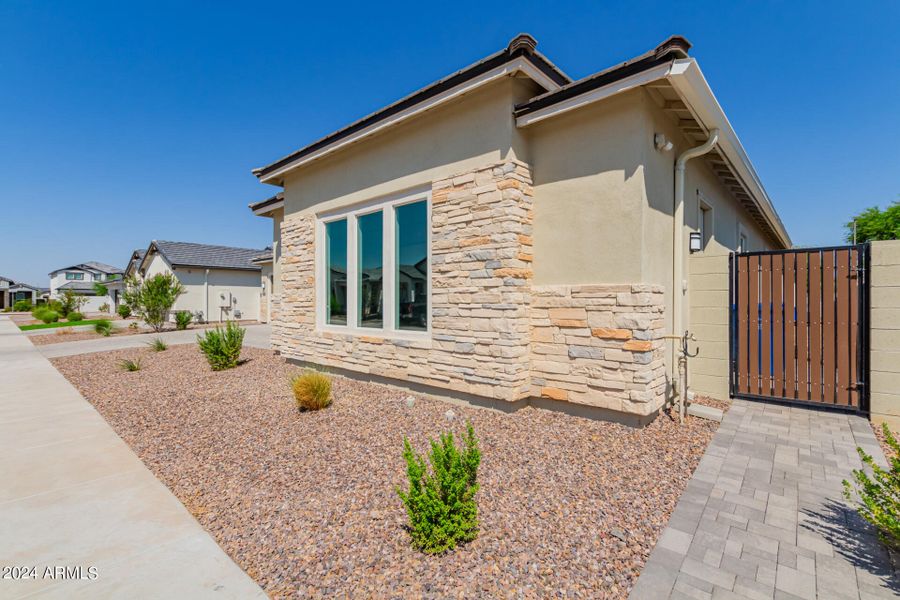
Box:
(672, 129, 719, 411)
(204, 269, 210, 324)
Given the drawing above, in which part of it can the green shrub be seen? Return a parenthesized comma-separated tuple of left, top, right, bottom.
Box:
(31, 305, 45, 318)
(122, 273, 185, 332)
(94, 319, 112, 336)
(60, 290, 87, 317)
(38, 310, 59, 324)
(291, 371, 332, 410)
(197, 321, 245, 370)
(116, 304, 132, 319)
(98, 302, 110, 313)
(67, 311, 84, 322)
(397, 423, 481, 554)
(13, 299, 31, 312)
(118, 358, 142, 372)
(175, 310, 192, 330)
(147, 338, 168, 352)
(844, 423, 900, 550)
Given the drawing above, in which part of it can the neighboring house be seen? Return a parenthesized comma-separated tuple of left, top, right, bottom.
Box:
(133, 240, 266, 322)
(249, 34, 790, 424)
(123, 249, 146, 279)
(1, 277, 47, 308)
(251, 248, 274, 323)
(48, 262, 124, 312)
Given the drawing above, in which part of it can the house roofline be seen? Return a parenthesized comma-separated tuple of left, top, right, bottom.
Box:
(513, 52, 790, 248)
(252, 34, 570, 185)
(249, 192, 284, 216)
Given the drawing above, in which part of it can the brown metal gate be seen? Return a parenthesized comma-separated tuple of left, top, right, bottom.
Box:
(729, 245, 869, 411)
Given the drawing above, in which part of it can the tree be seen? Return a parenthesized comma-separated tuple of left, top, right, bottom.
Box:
(122, 273, 185, 332)
(93, 282, 109, 297)
(59, 289, 88, 316)
(845, 201, 900, 243)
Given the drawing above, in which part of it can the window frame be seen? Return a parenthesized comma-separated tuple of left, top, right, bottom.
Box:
(315, 186, 432, 340)
(65, 272, 84, 281)
(737, 222, 749, 253)
(697, 192, 713, 252)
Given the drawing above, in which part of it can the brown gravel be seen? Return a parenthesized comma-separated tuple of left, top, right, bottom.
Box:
(873, 422, 898, 461)
(52, 345, 718, 599)
(692, 394, 731, 413)
(28, 327, 144, 345)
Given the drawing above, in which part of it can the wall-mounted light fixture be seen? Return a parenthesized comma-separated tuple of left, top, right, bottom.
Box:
(689, 231, 702, 253)
(654, 133, 674, 152)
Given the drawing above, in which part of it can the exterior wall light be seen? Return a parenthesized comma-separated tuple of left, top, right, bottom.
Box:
(689, 231, 702, 253)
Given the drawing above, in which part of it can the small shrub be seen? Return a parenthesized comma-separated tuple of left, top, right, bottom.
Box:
(118, 358, 142, 372)
(94, 319, 112, 336)
(175, 310, 192, 330)
(397, 423, 481, 554)
(147, 338, 168, 352)
(67, 311, 84, 322)
(117, 304, 132, 319)
(843, 423, 900, 550)
(128, 322, 139, 330)
(291, 371, 332, 410)
(38, 310, 59, 324)
(197, 321, 245, 370)
(98, 302, 110, 313)
(13, 299, 31, 312)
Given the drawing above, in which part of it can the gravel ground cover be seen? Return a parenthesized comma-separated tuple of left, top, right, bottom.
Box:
(28, 327, 144, 345)
(53, 345, 719, 599)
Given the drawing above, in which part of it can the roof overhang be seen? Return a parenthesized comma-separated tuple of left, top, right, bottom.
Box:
(515, 57, 791, 248)
(253, 35, 570, 186)
(249, 193, 284, 216)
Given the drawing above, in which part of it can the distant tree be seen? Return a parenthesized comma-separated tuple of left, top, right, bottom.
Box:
(845, 201, 900, 243)
(93, 282, 108, 297)
(59, 289, 87, 316)
(122, 273, 185, 332)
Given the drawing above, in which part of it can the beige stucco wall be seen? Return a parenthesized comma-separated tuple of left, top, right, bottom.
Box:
(870, 240, 900, 432)
(281, 76, 542, 219)
(143, 253, 261, 322)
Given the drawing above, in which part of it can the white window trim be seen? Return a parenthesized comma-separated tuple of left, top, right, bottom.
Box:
(737, 222, 749, 253)
(697, 192, 713, 252)
(315, 186, 432, 341)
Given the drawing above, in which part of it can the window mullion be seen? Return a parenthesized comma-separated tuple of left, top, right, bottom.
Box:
(347, 214, 359, 329)
(384, 204, 396, 332)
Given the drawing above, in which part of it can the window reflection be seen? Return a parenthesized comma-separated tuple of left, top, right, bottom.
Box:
(357, 211, 383, 328)
(396, 201, 428, 331)
(326, 219, 347, 325)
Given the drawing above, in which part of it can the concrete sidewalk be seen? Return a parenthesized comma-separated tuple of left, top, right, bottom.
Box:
(37, 324, 271, 359)
(0, 316, 266, 598)
(630, 400, 898, 600)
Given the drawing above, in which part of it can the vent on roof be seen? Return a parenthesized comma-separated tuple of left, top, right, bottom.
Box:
(507, 33, 538, 55)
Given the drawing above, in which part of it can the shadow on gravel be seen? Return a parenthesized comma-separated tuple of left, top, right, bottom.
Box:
(801, 498, 899, 593)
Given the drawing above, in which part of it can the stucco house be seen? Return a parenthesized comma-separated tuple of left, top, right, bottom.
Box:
(49, 262, 124, 312)
(132, 240, 267, 322)
(0, 277, 40, 308)
(249, 34, 790, 424)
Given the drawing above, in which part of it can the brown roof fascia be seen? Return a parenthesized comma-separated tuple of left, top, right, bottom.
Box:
(253, 34, 569, 180)
(513, 35, 692, 117)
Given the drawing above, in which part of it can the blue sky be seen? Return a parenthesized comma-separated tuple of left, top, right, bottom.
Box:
(1, 1, 897, 285)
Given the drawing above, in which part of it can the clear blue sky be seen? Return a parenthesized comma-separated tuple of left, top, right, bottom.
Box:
(1, 1, 897, 285)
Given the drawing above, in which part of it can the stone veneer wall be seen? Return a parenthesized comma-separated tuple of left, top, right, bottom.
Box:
(272, 159, 535, 402)
(273, 158, 668, 418)
(530, 285, 667, 416)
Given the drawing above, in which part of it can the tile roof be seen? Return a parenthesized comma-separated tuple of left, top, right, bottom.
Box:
(152, 241, 265, 271)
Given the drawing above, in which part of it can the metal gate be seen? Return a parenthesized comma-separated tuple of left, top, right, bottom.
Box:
(729, 245, 869, 411)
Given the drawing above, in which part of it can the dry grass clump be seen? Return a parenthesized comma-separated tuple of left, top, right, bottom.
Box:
(291, 371, 332, 411)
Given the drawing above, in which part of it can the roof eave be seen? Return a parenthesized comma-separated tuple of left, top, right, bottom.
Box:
(252, 35, 570, 185)
(514, 57, 790, 249)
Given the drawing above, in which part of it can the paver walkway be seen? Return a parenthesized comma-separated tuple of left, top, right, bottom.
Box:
(36, 324, 271, 358)
(0, 316, 266, 598)
(631, 399, 898, 600)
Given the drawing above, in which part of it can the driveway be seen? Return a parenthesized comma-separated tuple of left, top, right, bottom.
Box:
(630, 400, 897, 600)
(37, 324, 271, 359)
(0, 316, 265, 598)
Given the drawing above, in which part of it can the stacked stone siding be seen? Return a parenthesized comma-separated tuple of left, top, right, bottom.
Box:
(272, 158, 668, 418)
(530, 284, 667, 416)
(273, 159, 535, 401)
